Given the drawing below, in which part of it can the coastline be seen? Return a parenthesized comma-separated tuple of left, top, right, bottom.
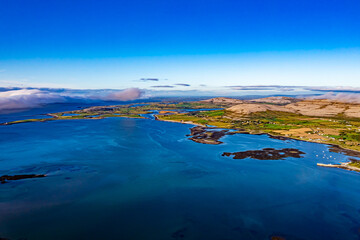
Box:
(154, 114, 360, 172)
(2, 108, 360, 172)
(317, 163, 360, 172)
(155, 114, 359, 151)
(153, 115, 206, 127)
(0, 115, 144, 126)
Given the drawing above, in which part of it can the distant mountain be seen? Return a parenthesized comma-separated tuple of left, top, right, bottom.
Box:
(249, 96, 300, 105)
(201, 97, 245, 104)
(227, 98, 360, 118)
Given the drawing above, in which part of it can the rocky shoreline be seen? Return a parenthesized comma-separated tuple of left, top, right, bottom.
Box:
(154, 117, 360, 172)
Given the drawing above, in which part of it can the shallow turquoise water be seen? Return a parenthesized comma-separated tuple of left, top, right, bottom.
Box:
(0, 112, 360, 240)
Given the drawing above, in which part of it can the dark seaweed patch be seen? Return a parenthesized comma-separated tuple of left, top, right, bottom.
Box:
(222, 148, 305, 160)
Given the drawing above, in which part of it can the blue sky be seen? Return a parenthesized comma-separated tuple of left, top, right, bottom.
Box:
(0, 0, 360, 91)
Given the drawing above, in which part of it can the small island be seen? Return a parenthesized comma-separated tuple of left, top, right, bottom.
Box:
(187, 126, 234, 145)
(222, 148, 305, 160)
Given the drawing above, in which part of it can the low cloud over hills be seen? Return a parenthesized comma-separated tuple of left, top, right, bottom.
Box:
(0, 88, 144, 113)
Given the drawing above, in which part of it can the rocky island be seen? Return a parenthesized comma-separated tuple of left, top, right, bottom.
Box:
(187, 126, 234, 145)
(222, 148, 305, 160)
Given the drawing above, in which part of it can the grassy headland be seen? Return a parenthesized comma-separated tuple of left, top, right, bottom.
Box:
(0, 101, 227, 126)
(158, 109, 360, 152)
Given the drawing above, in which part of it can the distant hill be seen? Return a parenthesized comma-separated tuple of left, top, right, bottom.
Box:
(225, 98, 360, 118)
(284, 99, 360, 118)
(249, 96, 300, 105)
(226, 103, 292, 115)
(201, 97, 245, 104)
(201, 96, 299, 105)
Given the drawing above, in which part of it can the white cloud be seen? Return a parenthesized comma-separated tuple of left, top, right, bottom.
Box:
(305, 86, 360, 93)
(0, 89, 65, 112)
(99, 88, 143, 101)
(0, 88, 144, 113)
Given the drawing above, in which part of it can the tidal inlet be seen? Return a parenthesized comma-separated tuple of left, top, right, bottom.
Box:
(1, 1, 360, 239)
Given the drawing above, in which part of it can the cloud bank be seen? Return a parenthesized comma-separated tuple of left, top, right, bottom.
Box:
(0, 88, 144, 113)
(0, 89, 65, 112)
(99, 88, 143, 101)
(305, 86, 360, 93)
(228, 85, 298, 91)
(310, 92, 360, 103)
(2, 84, 360, 113)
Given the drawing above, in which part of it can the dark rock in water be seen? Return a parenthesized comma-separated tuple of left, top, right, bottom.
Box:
(0, 174, 46, 184)
(349, 158, 360, 163)
(328, 145, 360, 158)
(187, 126, 207, 136)
(222, 148, 305, 160)
(268, 135, 292, 141)
(187, 126, 230, 145)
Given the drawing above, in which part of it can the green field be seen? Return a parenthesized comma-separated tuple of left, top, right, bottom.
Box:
(158, 109, 360, 152)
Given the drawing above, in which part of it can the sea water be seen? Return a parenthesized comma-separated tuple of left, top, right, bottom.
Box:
(0, 107, 360, 240)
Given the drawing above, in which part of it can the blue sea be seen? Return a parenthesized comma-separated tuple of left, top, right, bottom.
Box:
(1, 104, 360, 240)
